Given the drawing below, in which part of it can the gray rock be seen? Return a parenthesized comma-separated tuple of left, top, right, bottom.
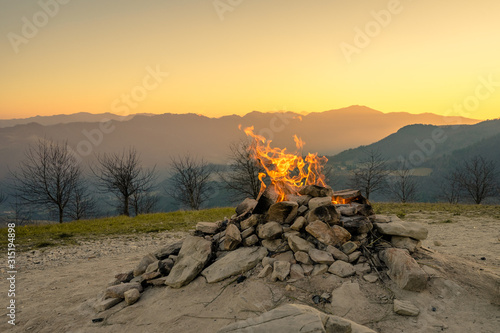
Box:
(330, 281, 379, 326)
(159, 258, 175, 275)
(145, 260, 160, 274)
(94, 297, 122, 312)
(306, 205, 340, 225)
(306, 221, 351, 247)
(262, 256, 276, 267)
(308, 197, 333, 211)
(124, 288, 141, 305)
(202, 247, 267, 283)
(297, 205, 309, 216)
(268, 201, 299, 224)
(288, 235, 314, 252)
(379, 248, 427, 291)
(114, 271, 133, 284)
(223, 224, 242, 251)
(302, 264, 314, 276)
(290, 216, 307, 231)
(363, 273, 378, 283)
(241, 214, 261, 230)
(217, 304, 353, 333)
(354, 263, 371, 275)
(341, 241, 358, 255)
(257, 221, 283, 239)
(154, 240, 183, 260)
(258, 264, 273, 278)
(375, 221, 428, 240)
(133, 253, 157, 277)
(142, 271, 161, 281)
(286, 194, 312, 206)
(299, 185, 334, 197)
(273, 250, 296, 264)
(391, 236, 421, 253)
(348, 251, 362, 263)
(241, 227, 255, 239)
(393, 299, 420, 316)
(289, 264, 305, 280)
(149, 277, 168, 286)
(337, 206, 357, 216)
(327, 245, 349, 262)
(294, 251, 313, 265)
(262, 239, 289, 252)
(308, 248, 335, 265)
(328, 261, 356, 278)
(105, 282, 143, 299)
(271, 261, 291, 281)
(311, 264, 329, 276)
(236, 198, 258, 215)
(195, 221, 220, 234)
(242, 234, 259, 247)
(343, 218, 373, 235)
(164, 236, 213, 288)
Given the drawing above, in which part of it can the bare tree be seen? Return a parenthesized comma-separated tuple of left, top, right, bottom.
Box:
(9, 193, 32, 224)
(168, 155, 213, 210)
(67, 181, 96, 220)
(348, 149, 388, 199)
(11, 139, 81, 223)
(0, 191, 6, 206)
(453, 155, 498, 204)
(440, 174, 461, 204)
(92, 147, 157, 216)
(131, 191, 159, 215)
(389, 165, 419, 203)
(218, 140, 265, 201)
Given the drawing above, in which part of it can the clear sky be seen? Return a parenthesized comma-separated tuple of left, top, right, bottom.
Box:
(1, 0, 499, 120)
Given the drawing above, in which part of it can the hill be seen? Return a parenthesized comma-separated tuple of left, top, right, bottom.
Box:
(0, 106, 480, 180)
(0, 112, 153, 128)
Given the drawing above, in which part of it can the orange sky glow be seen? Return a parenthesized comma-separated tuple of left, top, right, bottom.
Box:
(0, 0, 499, 120)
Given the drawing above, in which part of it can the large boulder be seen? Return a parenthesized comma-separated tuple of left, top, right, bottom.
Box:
(202, 247, 268, 283)
(236, 198, 258, 216)
(379, 248, 427, 291)
(164, 236, 213, 288)
(375, 221, 428, 240)
(217, 303, 376, 333)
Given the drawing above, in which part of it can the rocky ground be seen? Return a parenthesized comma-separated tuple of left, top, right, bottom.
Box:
(0, 213, 499, 332)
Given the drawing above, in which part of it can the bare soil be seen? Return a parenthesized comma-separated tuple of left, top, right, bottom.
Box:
(1, 213, 499, 333)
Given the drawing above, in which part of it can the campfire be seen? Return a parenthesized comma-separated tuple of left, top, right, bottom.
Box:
(95, 127, 430, 329)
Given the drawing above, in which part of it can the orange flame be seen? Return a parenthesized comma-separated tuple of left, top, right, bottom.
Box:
(243, 126, 329, 202)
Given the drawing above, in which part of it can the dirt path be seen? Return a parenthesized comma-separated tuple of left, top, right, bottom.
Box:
(0, 214, 499, 332)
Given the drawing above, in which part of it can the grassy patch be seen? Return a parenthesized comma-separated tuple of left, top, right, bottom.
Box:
(0, 207, 234, 252)
(373, 202, 500, 219)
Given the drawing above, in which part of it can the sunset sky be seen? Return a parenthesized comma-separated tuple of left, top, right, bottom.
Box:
(1, 0, 499, 120)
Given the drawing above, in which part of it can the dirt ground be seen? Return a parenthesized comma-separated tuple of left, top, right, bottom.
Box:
(1, 213, 499, 333)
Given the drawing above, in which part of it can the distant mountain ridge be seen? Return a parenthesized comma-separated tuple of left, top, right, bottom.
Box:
(0, 105, 482, 180)
(0, 112, 155, 128)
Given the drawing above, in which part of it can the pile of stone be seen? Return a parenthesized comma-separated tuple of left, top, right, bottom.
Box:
(95, 185, 430, 323)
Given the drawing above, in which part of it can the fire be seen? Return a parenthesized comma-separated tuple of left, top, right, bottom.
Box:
(243, 126, 329, 202)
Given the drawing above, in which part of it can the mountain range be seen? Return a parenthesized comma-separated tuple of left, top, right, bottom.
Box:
(0, 106, 480, 180)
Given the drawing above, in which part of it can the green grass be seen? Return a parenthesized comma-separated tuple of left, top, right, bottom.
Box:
(0, 207, 234, 252)
(373, 202, 500, 219)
